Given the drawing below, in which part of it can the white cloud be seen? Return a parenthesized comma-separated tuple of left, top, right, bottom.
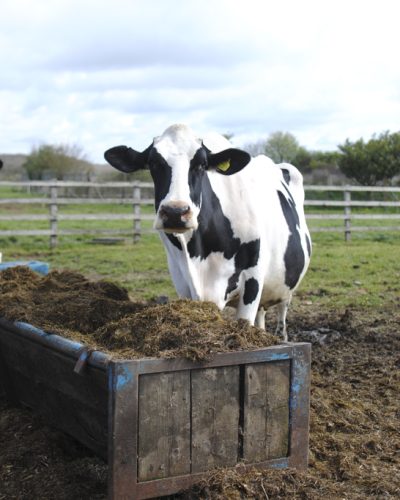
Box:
(0, 0, 399, 163)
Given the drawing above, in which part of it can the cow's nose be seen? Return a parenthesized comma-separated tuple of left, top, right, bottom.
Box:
(159, 204, 191, 219)
(159, 204, 192, 229)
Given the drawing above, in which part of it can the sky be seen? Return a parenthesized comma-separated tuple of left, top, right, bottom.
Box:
(1, 0, 399, 163)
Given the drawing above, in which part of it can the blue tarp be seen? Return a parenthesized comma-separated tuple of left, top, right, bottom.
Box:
(0, 261, 49, 275)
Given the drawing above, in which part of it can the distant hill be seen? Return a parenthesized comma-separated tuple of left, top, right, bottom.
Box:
(0, 153, 150, 182)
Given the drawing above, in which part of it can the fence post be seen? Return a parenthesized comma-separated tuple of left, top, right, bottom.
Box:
(133, 183, 141, 243)
(49, 183, 58, 248)
(344, 189, 351, 242)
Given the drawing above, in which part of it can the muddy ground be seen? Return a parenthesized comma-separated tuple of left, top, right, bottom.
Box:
(0, 268, 399, 499)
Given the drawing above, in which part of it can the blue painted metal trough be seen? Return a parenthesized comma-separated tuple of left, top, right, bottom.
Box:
(0, 316, 311, 500)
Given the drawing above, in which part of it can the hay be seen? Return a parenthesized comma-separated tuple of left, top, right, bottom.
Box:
(0, 266, 277, 360)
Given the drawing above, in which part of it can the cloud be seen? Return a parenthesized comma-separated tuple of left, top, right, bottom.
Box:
(1, 0, 400, 162)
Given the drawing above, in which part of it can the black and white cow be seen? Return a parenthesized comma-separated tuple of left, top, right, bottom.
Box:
(105, 124, 311, 340)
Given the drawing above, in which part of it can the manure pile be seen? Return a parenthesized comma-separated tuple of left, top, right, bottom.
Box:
(0, 266, 277, 360)
(1, 266, 399, 499)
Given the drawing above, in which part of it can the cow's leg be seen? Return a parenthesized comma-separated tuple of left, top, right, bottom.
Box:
(161, 233, 194, 298)
(235, 276, 263, 325)
(276, 299, 291, 342)
(255, 307, 266, 330)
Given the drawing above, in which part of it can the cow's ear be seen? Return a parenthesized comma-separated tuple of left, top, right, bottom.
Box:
(104, 145, 151, 173)
(208, 148, 251, 175)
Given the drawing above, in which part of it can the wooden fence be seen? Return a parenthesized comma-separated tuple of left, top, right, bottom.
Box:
(1, 181, 400, 247)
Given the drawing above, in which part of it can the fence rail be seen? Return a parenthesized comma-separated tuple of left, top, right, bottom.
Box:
(1, 181, 399, 246)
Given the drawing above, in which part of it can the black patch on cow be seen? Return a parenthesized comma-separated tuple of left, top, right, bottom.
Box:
(243, 278, 259, 305)
(187, 173, 241, 260)
(184, 169, 261, 299)
(148, 149, 172, 211)
(278, 189, 305, 289)
(225, 239, 261, 299)
(306, 234, 312, 257)
(226, 272, 241, 298)
(188, 148, 208, 207)
(166, 233, 182, 250)
(281, 168, 291, 184)
(235, 239, 261, 269)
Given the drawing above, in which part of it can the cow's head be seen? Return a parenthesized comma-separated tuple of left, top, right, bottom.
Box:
(104, 124, 251, 233)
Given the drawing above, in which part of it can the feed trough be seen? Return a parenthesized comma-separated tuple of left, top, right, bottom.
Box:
(0, 317, 310, 499)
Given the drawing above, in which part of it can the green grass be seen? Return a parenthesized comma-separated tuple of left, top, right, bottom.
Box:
(299, 235, 400, 308)
(0, 233, 175, 300)
(1, 230, 399, 309)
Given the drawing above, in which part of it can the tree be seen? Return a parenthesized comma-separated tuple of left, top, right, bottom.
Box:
(243, 139, 266, 157)
(264, 131, 300, 163)
(243, 132, 340, 174)
(244, 132, 302, 163)
(23, 144, 93, 180)
(338, 131, 400, 185)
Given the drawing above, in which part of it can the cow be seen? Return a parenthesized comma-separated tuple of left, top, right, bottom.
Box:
(104, 124, 311, 340)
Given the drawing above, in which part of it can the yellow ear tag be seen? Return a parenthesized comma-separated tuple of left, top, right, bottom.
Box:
(217, 159, 231, 172)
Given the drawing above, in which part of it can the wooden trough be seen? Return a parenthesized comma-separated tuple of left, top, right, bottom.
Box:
(0, 317, 311, 499)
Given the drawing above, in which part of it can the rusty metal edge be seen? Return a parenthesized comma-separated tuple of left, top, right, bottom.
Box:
(288, 343, 312, 470)
(108, 361, 139, 499)
(110, 343, 312, 375)
(0, 316, 110, 371)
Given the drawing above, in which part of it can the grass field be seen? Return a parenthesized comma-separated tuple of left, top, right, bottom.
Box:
(1, 229, 399, 310)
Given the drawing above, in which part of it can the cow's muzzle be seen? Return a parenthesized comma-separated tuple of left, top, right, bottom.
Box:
(157, 202, 194, 233)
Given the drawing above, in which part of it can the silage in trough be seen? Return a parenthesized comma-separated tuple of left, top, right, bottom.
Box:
(0, 266, 277, 360)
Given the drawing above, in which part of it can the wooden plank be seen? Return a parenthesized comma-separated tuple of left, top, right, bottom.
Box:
(305, 184, 400, 192)
(0, 328, 107, 406)
(0, 215, 49, 221)
(58, 214, 155, 221)
(136, 457, 290, 500)
(6, 368, 108, 458)
(138, 371, 191, 481)
(0, 181, 154, 188)
(309, 225, 400, 233)
(0, 229, 52, 236)
(0, 197, 155, 205)
(108, 362, 140, 499)
(305, 200, 400, 207)
(288, 343, 311, 470)
(0, 319, 110, 370)
(2, 180, 400, 192)
(306, 214, 400, 220)
(134, 346, 293, 374)
(0, 327, 108, 458)
(191, 366, 240, 472)
(243, 360, 290, 462)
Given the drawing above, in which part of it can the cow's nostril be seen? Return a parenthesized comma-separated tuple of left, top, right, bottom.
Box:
(160, 205, 190, 218)
(180, 205, 190, 215)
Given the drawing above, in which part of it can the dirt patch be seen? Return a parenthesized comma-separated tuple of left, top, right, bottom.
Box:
(0, 398, 107, 500)
(0, 266, 277, 361)
(0, 267, 399, 499)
